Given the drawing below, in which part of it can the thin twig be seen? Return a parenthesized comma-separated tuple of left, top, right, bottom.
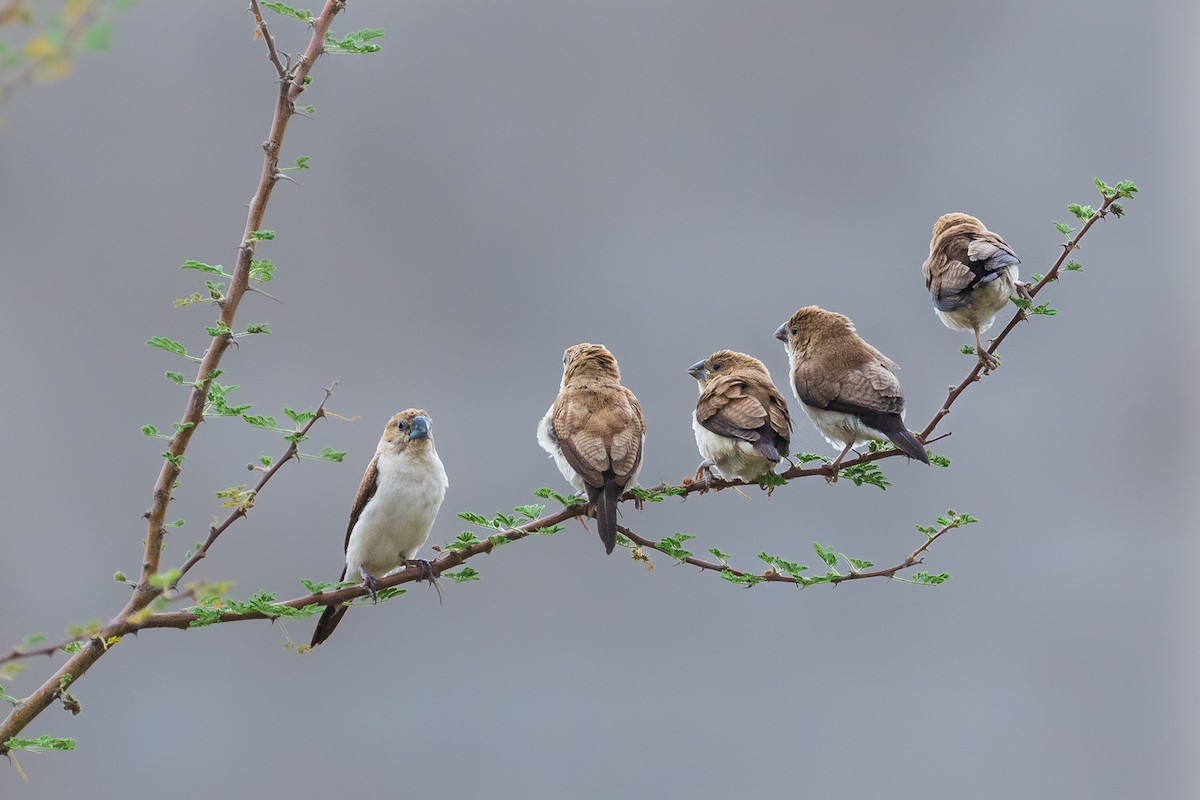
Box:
(171, 385, 336, 587)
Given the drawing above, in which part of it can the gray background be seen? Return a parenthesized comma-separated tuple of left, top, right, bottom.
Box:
(2, 1, 1197, 797)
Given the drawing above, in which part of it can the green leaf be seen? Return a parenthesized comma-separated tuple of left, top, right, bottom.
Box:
(141, 424, 159, 437)
(146, 336, 188, 357)
(300, 578, 332, 594)
(928, 454, 950, 468)
(514, 504, 545, 520)
(318, 447, 346, 463)
(846, 557, 874, 571)
(457, 511, 489, 527)
(445, 567, 480, 583)
(284, 407, 316, 424)
(812, 542, 839, 568)
(1114, 180, 1139, 198)
(249, 230, 275, 241)
(1029, 273, 1044, 283)
(446, 531, 480, 551)
(1031, 303, 1058, 316)
(180, 260, 223, 274)
(164, 371, 186, 384)
(249, 259, 276, 283)
(533, 487, 585, 507)
(655, 532, 696, 561)
(530, 525, 564, 536)
(911, 571, 951, 585)
(205, 321, 233, 338)
(755, 472, 787, 489)
(1067, 203, 1096, 221)
(241, 414, 277, 429)
(708, 547, 730, 563)
(1064, 260, 1083, 272)
(960, 345, 976, 355)
(794, 452, 830, 464)
(1053, 221, 1075, 236)
(719, 568, 764, 587)
(243, 323, 270, 335)
(4, 735, 75, 752)
(260, 1, 314, 21)
(292, 155, 310, 170)
(325, 27, 385, 54)
(839, 462, 891, 490)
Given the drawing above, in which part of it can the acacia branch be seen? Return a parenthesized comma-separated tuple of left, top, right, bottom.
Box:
(0, 1, 347, 756)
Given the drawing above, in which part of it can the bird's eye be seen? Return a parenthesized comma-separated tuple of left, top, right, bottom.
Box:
(711, 362, 722, 371)
(790, 327, 799, 336)
(396, 419, 409, 431)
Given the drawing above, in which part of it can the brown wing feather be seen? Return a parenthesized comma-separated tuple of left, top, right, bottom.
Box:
(697, 376, 768, 441)
(342, 454, 380, 553)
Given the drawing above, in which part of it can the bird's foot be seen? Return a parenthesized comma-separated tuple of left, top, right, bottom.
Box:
(823, 465, 840, 484)
(693, 460, 718, 491)
(358, 568, 382, 604)
(977, 349, 1000, 372)
(1015, 281, 1034, 300)
(406, 558, 443, 605)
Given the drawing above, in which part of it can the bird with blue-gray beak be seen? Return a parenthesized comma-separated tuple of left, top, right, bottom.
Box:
(689, 349, 791, 484)
(538, 343, 645, 554)
(923, 212, 1027, 371)
(775, 306, 929, 482)
(310, 409, 448, 647)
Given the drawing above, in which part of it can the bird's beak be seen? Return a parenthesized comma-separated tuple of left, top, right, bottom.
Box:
(773, 322, 788, 343)
(409, 415, 431, 440)
(687, 360, 708, 380)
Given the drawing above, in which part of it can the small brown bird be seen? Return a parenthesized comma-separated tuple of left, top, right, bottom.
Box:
(538, 343, 646, 554)
(310, 409, 449, 647)
(775, 306, 929, 479)
(688, 349, 792, 483)
(922, 212, 1024, 370)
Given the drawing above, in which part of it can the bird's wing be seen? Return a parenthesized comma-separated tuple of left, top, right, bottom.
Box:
(696, 376, 769, 442)
(928, 232, 1020, 311)
(609, 385, 646, 483)
(342, 453, 380, 553)
(797, 359, 904, 416)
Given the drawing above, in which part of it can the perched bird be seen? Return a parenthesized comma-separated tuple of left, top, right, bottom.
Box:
(310, 409, 448, 647)
(688, 349, 792, 483)
(922, 212, 1025, 370)
(775, 306, 929, 480)
(538, 343, 646, 554)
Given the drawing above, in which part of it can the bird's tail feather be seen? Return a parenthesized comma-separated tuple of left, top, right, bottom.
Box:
(590, 479, 621, 555)
(887, 428, 930, 463)
(310, 604, 348, 647)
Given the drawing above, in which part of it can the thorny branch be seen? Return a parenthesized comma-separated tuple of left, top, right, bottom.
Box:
(0, 0, 347, 757)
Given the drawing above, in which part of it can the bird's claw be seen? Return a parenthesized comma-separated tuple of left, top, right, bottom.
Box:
(406, 558, 443, 605)
(358, 568, 382, 604)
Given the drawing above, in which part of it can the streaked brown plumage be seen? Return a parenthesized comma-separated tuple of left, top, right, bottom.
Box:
(689, 349, 792, 482)
(310, 409, 448, 647)
(774, 306, 929, 480)
(537, 343, 645, 554)
(922, 212, 1023, 370)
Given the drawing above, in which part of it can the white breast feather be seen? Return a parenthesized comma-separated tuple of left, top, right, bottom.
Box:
(692, 411, 774, 481)
(345, 448, 448, 579)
